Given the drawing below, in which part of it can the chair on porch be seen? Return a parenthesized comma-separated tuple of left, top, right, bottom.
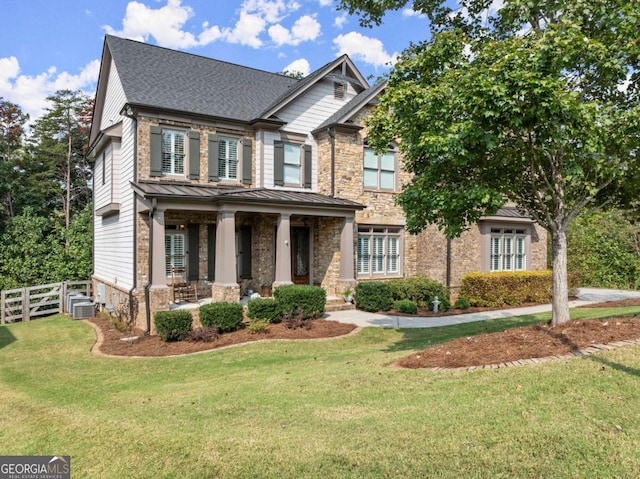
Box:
(170, 266, 198, 303)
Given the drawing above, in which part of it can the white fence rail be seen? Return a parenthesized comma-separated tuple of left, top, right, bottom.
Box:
(1, 280, 91, 324)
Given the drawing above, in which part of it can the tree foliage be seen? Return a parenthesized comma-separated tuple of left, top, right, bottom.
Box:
(340, 0, 640, 324)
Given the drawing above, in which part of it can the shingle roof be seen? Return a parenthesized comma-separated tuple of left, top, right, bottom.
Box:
(494, 206, 531, 219)
(106, 35, 299, 122)
(132, 181, 364, 210)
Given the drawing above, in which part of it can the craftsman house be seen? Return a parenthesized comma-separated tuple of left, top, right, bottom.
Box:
(89, 35, 546, 330)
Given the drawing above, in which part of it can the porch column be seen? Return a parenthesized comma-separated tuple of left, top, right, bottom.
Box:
(214, 210, 238, 287)
(339, 216, 356, 282)
(273, 213, 293, 287)
(151, 208, 167, 287)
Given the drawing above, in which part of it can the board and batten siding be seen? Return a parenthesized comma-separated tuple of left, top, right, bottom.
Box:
(262, 79, 359, 191)
(93, 117, 135, 289)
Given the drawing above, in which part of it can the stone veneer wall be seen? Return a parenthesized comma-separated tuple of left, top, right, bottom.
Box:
(314, 217, 342, 294)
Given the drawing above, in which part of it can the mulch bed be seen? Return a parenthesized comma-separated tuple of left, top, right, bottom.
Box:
(88, 316, 357, 357)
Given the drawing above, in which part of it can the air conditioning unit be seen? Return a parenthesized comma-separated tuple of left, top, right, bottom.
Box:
(67, 294, 89, 314)
(73, 302, 95, 320)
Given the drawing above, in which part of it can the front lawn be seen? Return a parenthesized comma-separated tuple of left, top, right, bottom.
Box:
(2, 308, 640, 478)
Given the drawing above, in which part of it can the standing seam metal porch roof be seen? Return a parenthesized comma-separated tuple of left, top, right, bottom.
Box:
(132, 181, 365, 209)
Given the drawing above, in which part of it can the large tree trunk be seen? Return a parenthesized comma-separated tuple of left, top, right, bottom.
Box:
(551, 228, 570, 325)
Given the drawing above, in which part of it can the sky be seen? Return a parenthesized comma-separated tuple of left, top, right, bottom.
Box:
(0, 0, 431, 123)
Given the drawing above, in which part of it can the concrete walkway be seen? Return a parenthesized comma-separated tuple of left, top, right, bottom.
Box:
(323, 288, 640, 329)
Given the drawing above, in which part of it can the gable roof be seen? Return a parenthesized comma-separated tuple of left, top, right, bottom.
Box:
(105, 35, 299, 122)
(313, 80, 387, 134)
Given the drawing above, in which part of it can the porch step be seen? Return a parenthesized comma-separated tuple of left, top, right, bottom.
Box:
(325, 297, 356, 312)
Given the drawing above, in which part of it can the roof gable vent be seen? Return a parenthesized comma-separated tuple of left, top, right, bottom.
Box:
(334, 82, 345, 100)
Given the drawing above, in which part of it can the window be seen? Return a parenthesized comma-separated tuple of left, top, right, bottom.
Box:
(161, 129, 185, 175)
(490, 228, 526, 271)
(165, 230, 185, 277)
(218, 137, 239, 180)
(363, 147, 396, 190)
(101, 151, 106, 185)
(284, 143, 302, 185)
(357, 226, 401, 277)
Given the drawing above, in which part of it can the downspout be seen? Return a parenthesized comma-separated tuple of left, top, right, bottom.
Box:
(130, 113, 138, 327)
(329, 127, 336, 197)
(144, 198, 157, 335)
(446, 238, 452, 289)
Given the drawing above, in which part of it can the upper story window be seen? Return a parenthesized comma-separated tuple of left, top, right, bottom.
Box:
(490, 228, 526, 271)
(274, 140, 312, 188)
(363, 146, 396, 190)
(161, 129, 186, 175)
(218, 137, 239, 181)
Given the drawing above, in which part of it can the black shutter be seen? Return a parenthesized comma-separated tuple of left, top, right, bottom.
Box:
(242, 138, 252, 185)
(239, 226, 252, 279)
(189, 131, 200, 180)
(187, 224, 199, 281)
(207, 224, 216, 281)
(208, 134, 219, 181)
(150, 125, 162, 177)
(274, 141, 284, 186)
(303, 144, 312, 188)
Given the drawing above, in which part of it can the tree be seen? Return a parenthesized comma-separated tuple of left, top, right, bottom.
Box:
(0, 98, 29, 224)
(29, 90, 93, 238)
(340, 0, 640, 324)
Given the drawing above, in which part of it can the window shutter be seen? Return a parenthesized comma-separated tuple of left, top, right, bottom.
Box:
(274, 141, 284, 186)
(239, 226, 252, 279)
(188, 131, 200, 180)
(242, 139, 252, 185)
(208, 134, 219, 181)
(187, 224, 199, 281)
(150, 126, 162, 177)
(207, 224, 216, 281)
(303, 144, 312, 188)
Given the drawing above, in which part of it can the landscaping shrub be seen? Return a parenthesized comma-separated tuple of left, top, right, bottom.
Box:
(459, 271, 553, 307)
(394, 299, 418, 314)
(247, 297, 282, 323)
(355, 281, 393, 312)
(282, 309, 312, 330)
(386, 277, 450, 309)
(247, 319, 270, 334)
(154, 310, 193, 342)
(199, 302, 243, 333)
(273, 285, 326, 319)
(186, 326, 219, 342)
(454, 297, 471, 310)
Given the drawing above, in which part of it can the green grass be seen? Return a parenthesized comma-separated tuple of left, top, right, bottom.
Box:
(2, 307, 640, 478)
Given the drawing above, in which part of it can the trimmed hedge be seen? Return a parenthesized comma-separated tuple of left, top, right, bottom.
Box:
(154, 310, 193, 342)
(453, 297, 471, 310)
(273, 285, 326, 319)
(459, 271, 568, 307)
(394, 299, 418, 314)
(247, 297, 282, 323)
(387, 277, 450, 310)
(199, 302, 244, 333)
(355, 281, 393, 312)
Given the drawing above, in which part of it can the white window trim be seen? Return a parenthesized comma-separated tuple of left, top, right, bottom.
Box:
(357, 226, 403, 278)
(218, 136, 240, 182)
(165, 226, 186, 279)
(487, 226, 528, 272)
(161, 128, 187, 177)
(283, 142, 303, 187)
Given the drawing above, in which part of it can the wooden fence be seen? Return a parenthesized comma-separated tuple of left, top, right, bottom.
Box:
(1, 280, 91, 324)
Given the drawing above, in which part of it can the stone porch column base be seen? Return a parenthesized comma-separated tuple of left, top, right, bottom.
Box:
(212, 283, 241, 303)
(147, 285, 171, 334)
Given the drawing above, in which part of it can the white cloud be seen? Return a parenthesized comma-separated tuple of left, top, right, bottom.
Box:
(283, 58, 310, 76)
(223, 11, 267, 47)
(318, 0, 333, 6)
(103, 0, 199, 49)
(0, 57, 99, 121)
(402, 8, 427, 18)
(333, 32, 398, 68)
(334, 13, 348, 28)
(269, 14, 321, 46)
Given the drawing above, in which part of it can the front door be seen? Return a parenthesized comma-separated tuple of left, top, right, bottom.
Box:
(291, 226, 310, 284)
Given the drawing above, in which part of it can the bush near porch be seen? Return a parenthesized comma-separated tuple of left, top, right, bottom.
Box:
(273, 285, 326, 319)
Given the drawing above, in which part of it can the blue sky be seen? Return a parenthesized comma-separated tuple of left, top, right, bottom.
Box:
(0, 0, 431, 122)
